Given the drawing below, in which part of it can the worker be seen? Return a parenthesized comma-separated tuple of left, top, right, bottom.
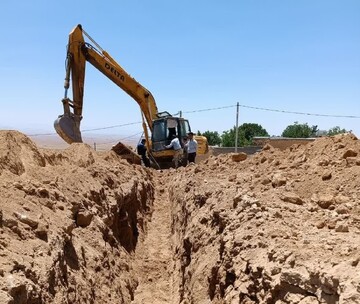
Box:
(137, 139, 150, 167)
(165, 134, 183, 168)
(184, 132, 198, 164)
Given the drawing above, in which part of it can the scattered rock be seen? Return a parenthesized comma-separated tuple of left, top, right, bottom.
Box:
(322, 171, 332, 181)
(37, 187, 49, 198)
(346, 157, 360, 166)
(316, 195, 334, 209)
(335, 206, 349, 214)
(231, 153, 247, 162)
(76, 210, 93, 227)
(13, 212, 39, 229)
(272, 173, 287, 187)
(328, 221, 337, 229)
(335, 195, 350, 204)
(35, 224, 48, 241)
(342, 149, 358, 159)
(3, 218, 18, 228)
(335, 223, 349, 232)
(316, 221, 326, 229)
(281, 192, 304, 205)
(261, 177, 271, 185)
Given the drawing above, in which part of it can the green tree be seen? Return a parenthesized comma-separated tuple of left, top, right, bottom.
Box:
(200, 130, 222, 146)
(221, 123, 269, 147)
(327, 126, 347, 136)
(281, 122, 318, 138)
(241, 123, 269, 141)
(221, 128, 236, 147)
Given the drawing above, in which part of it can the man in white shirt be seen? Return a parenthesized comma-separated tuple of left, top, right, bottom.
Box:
(165, 135, 183, 168)
(184, 132, 198, 164)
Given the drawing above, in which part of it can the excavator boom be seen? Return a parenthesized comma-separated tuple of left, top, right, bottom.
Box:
(55, 24, 208, 167)
(55, 24, 158, 144)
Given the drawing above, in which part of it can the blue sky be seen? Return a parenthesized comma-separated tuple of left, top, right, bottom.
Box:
(1, 0, 359, 142)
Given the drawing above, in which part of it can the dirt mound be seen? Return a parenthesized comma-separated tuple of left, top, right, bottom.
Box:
(169, 133, 360, 303)
(0, 131, 46, 175)
(1, 130, 360, 303)
(0, 131, 154, 303)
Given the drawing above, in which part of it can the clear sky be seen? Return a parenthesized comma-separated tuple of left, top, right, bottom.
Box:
(1, 0, 359, 143)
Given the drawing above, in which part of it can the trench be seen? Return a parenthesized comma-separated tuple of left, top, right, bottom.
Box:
(131, 171, 174, 303)
(128, 166, 343, 304)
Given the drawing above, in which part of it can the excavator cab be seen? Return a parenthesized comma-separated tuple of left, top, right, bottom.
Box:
(149, 116, 192, 167)
(151, 117, 191, 152)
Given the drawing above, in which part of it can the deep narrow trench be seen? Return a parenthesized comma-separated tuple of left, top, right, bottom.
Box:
(131, 171, 174, 303)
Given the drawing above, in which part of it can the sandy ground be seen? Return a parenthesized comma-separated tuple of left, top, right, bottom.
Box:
(1, 130, 360, 304)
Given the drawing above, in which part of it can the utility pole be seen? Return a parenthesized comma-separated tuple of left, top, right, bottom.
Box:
(235, 102, 239, 153)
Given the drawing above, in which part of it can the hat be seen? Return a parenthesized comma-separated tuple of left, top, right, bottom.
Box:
(187, 132, 194, 135)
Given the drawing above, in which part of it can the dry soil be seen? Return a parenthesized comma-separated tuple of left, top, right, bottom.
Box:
(1, 130, 360, 304)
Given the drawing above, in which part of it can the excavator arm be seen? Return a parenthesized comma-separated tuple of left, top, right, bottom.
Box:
(54, 25, 85, 143)
(55, 24, 208, 168)
(54, 24, 158, 144)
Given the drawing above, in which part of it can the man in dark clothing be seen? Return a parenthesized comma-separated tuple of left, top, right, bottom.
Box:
(137, 139, 150, 167)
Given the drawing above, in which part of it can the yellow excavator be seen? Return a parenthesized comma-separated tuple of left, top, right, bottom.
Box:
(54, 24, 208, 168)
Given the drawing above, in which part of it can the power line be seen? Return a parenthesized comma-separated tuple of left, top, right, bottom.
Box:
(28, 132, 57, 136)
(94, 131, 143, 146)
(184, 103, 360, 118)
(237, 104, 360, 119)
(82, 121, 142, 132)
(27, 103, 359, 137)
(28, 121, 142, 137)
(183, 104, 236, 113)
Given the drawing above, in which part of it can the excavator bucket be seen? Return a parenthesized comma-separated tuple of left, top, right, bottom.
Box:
(54, 114, 82, 144)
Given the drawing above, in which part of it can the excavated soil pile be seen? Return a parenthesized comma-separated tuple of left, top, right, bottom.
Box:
(0, 131, 154, 303)
(169, 133, 360, 303)
(1, 130, 360, 304)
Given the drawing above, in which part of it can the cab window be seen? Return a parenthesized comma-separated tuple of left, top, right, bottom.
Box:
(152, 120, 167, 142)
